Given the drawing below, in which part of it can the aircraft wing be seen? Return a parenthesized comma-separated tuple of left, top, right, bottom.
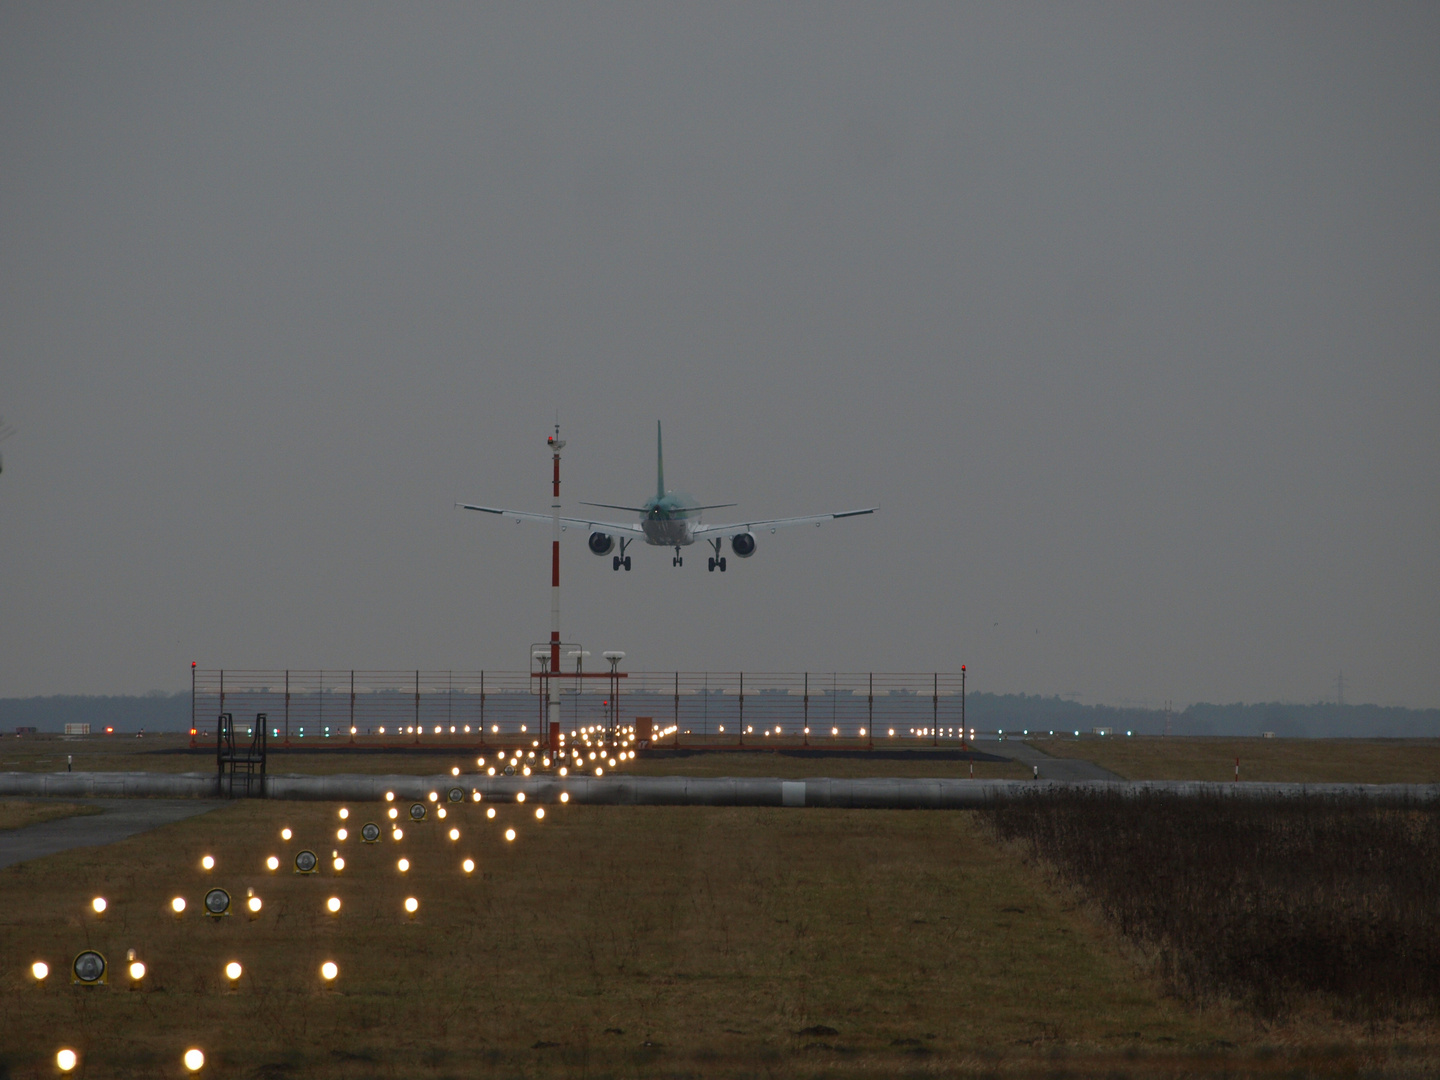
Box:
(692, 507, 877, 535)
(457, 504, 647, 537)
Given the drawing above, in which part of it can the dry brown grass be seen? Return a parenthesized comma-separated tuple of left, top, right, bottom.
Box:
(1037, 736, 1440, 783)
(3, 798, 1434, 1077)
(0, 799, 103, 832)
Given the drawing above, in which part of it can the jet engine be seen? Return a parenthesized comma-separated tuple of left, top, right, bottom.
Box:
(730, 532, 756, 558)
(588, 532, 616, 556)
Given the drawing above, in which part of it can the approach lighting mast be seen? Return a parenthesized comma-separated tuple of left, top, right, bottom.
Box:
(547, 425, 565, 739)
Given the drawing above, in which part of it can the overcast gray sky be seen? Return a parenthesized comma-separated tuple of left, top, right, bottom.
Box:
(1, 4, 1436, 706)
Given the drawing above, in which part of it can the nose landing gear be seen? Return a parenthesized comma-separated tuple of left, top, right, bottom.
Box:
(672, 546, 683, 567)
(706, 538, 727, 572)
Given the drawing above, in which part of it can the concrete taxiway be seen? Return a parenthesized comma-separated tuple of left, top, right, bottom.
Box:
(0, 797, 225, 870)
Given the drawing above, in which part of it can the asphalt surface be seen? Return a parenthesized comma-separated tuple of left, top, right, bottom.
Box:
(0, 798, 226, 870)
(989, 739, 1125, 781)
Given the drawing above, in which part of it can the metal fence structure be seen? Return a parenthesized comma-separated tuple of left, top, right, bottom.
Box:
(190, 670, 970, 748)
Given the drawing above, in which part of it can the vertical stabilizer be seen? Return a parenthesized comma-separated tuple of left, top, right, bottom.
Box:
(656, 421, 665, 499)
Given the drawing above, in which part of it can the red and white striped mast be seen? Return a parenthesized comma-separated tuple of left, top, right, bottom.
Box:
(546, 424, 565, 739)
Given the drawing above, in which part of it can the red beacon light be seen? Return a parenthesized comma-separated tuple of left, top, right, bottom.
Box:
(104, 726, 114, 734)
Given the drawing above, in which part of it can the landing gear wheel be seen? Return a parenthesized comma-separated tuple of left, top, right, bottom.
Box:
(623, 556, 631, 571)
(719, 557, 727, 572)
(708, 557, 715, 572)
(612, 556, 620, 571)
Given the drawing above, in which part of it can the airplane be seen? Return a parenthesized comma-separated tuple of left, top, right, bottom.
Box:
(460, 423, 876, 571)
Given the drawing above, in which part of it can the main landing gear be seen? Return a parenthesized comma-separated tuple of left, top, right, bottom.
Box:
(672, 546, 684, 567)
(611, 538, 632, 571)
(707, 538, 727, 572)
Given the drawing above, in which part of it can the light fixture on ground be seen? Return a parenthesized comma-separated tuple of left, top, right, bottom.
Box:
(505, 828, 516, 842)
(486, 807, 496, 819)
(247, 894, 262, 917)
(91, 896, 106, 914)
(171, 896, 186, 916)
(294, 850, 318, 874)
(560, 792, 569, 803)
(436, 807, 446, 819)
(280, 828, 292, 840)
(204, 889, 231, 918)
(397, 858, 410, 872)
(462, 858, 475, 873)
(392, 828, 403, 841)
(388, 807, 399, 820)
(320, 961, 338, 981)
(201, 855, 214, 870)
(56, 1049, 78, 1072)
(336, 828, 347, 841)
(534, 807, 545, 820)
(326, 896, 341, 913)
(448, 828, 460, 841)
(72, 950, 106, 985)
(31, 960, 49, 980)
(183, 1048, 205, 1072)
(338, 807, 349, 819)
(360, 822, 381, 843)
(404, 896, 418, 916)
(224, 961, 242, 981)
(265, 855, 279, 870)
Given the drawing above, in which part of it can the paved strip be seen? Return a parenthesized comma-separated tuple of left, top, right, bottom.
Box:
(990, 739, 1124, 781)
(0, 798, 226, 870)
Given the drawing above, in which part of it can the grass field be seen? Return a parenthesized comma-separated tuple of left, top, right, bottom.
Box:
(1037, 736, 1440, 783)
(3, 796, 1437, 1078)
(0, 799, 103, 832)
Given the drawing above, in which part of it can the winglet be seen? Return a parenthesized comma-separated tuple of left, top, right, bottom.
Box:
(656, 421, 665, 500)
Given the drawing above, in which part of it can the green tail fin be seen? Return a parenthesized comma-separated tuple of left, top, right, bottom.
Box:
(656, 421, 665, 499)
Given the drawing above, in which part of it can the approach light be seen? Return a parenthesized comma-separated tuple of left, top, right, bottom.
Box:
(477, 758, 485, 768)
(388, 807, 399, 819)
(397, 858, 410, 872)
(72, 950, 106, 985)
(392, 828, 403, 841)
(266, 856, 279, 870)
(361, 823, 381, 843)
(385, 791, 395, 801)
(831, 727, 838, 736)
(486, 808, 496, 819)
(183, 1048, 205, 1072)
(462, 858, 475, 873)
(522, 766, 531, 776)
(224, 961, 242, 981)
(333, 856, 345, 871)
(336, 828, 347, 841)
(294, 850, 318, 874)
(608, 758, 616, 767)
(281, 828, 292, 840)
(327, 897, 341, 913)
(491, 725, 498, 733)
(404, 896, 418, 914)
(560, 792, 569, 804)
(409, 803, 427, 822)
(338, 808, 349, 819)
(471, 791, 482, 802)
(204, 889, 231, 917)
(487, 767, 496, 776)
(247, 896, 262, 915)
(201, 855, 214, 870)
(171, 896, 187, 914)
(428, 791, 438, 802)
(504, 828, 516, 842)
(595, 767, 603, 776)
(128, 960, 146, 980)
(515, 792, 525, 803)
(448, 828, 460, 840)
(559, 767, 568, 777)
(535, 808, 545, 820)
(320, 961, 338, 981)
(32, 960, 49, 980)
(56, 1049, 78, 1072)
(451, 767, 459, 777)
(436, 807, 447, 819)
(91, 897, 107, 914)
